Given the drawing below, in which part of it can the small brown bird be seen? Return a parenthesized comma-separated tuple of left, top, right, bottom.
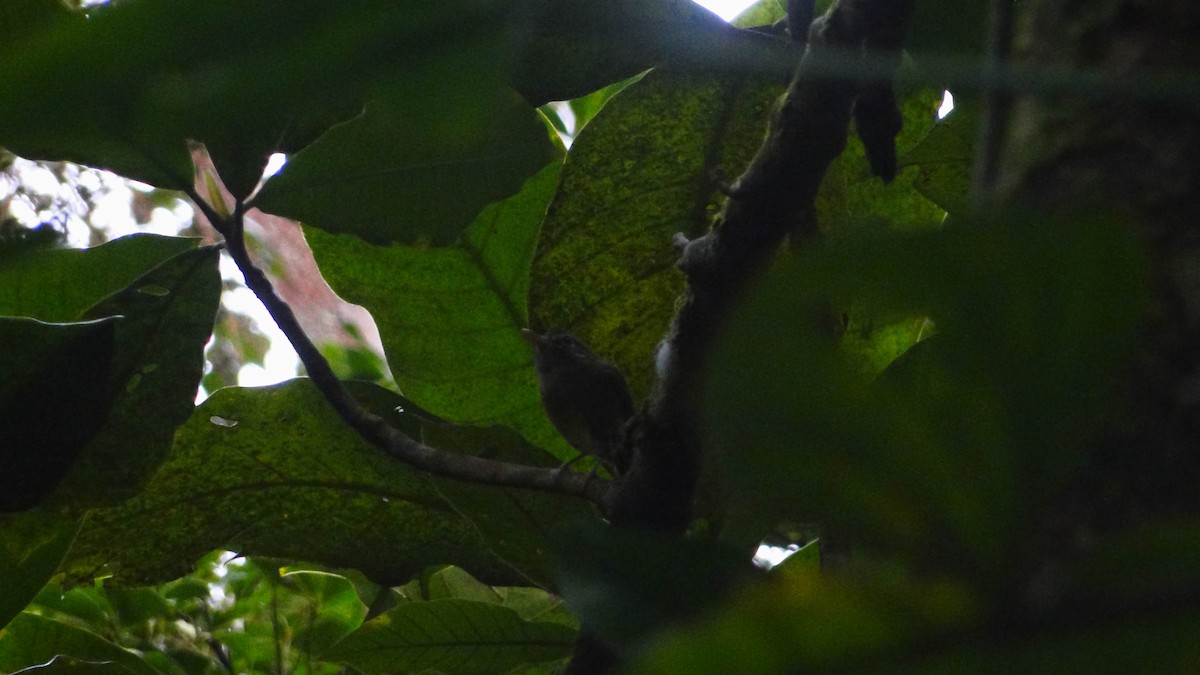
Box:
(522, 329, 635, 476)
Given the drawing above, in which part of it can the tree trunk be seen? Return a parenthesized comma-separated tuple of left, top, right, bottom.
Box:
(994, 0, 1200, 528)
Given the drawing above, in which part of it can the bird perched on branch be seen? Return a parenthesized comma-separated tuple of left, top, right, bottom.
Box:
(521, 329, 635, 476)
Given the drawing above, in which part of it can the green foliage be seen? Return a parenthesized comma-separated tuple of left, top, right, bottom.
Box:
(305, 163, 570, 454)
(0, 234, 194, 321)
(529, 68, 781, 396)
(0, 517, 80, 630)
(325, 599, 574, 674)
(0, 0, 519, 193)
(705, 215, 1147, 575)
(0, 237, 220, 526)
(0, 612, 161, 675)
(0, 1, 1192, 673)
(899, 100, 977, 217)
(61, 380, 599, 588)
(254, 87, 559, 246)
(510, 0, 789, 104)
(1, 318, 117, 512)
(822, 85, 946, 234)
(6, 551, 374, 674)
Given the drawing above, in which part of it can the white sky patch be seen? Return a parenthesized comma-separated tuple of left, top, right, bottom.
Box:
(693, 0, 760, 22)
(753, 543, 800, 569)
(939, 90, 955, 119)
(263, 153, 288, 179)
(217, 257, 302, 388)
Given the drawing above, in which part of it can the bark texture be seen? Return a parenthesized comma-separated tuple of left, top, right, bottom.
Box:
(994, 0, 1200, 527)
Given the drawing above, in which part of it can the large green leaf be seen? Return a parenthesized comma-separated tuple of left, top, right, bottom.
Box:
(0, 318, 119, 512)
(0, 242, 219, 514)
(0, 0, 515, 193)
(422, 566, 576, 629)
(898, 101, 977, 217)
(254, 86, 558, 245)
(511, 0, 798, 105)
(529, 69, 780, 398)
(43, 246, 222, 511)
(62, 380, 599, 588)
(323, 599, 574, 674)
(0, 234, 195, 322)
(0, 516, 80, 631)
(305, 162, 569, 454)
(703, 215, 1148, 581)
(530, 75, 943, 398)
(281, 570, 369, 656)
(0, 613, 159, 675)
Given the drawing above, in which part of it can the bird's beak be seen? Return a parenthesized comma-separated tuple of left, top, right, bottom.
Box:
(520, 328, 542, 346)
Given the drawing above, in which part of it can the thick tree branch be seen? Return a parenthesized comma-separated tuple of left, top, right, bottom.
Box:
(610, 0, 916, 532)
(563, 4, 917, 672)
(187, 190, 612, 507)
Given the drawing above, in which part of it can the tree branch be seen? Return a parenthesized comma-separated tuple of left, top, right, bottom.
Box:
(186, 190, 612, 507)
(563, 3, 918, 672)
(609, 0, 916, 533)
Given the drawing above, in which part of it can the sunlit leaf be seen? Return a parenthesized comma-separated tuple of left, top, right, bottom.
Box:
(306, 162, 570, 454)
